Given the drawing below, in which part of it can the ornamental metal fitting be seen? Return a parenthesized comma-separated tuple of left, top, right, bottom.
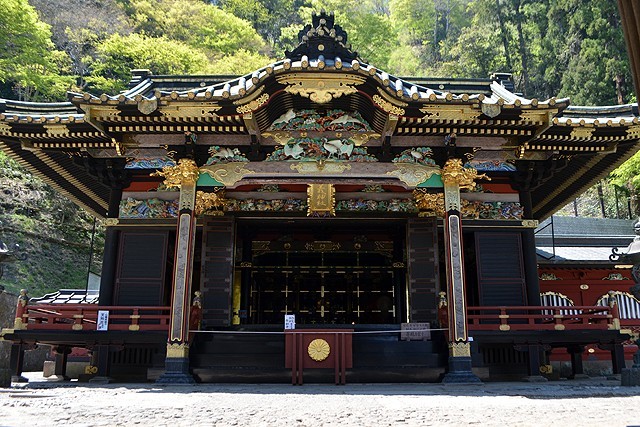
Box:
(195, 190, 227, 216)
(610, 218, 640, 264)
(441, 158, 489, 191)
(152, 158, 200, 189)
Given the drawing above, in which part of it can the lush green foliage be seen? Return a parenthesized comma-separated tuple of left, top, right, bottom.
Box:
(0, 151, 104, 296)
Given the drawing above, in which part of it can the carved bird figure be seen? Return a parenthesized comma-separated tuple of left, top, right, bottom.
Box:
(329, 114, 363, 126)
(272, 109, 296, 126)
(324, 139, 354, 158)
(284, 142, 304, 159)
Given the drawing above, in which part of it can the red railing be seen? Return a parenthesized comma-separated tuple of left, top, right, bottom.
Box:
(21, 305, 171, 332)
(467, 305, 620, 332)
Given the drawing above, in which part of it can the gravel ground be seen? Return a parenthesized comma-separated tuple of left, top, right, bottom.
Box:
(2, 374, 640, 426)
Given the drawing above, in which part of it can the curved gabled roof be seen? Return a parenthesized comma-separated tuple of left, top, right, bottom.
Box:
(0, 12, 639, 219)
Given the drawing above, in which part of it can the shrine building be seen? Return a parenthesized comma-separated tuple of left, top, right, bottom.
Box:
(1, 13, 637, 383)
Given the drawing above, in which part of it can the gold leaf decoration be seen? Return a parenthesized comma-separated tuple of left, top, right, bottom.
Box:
(236, 93, 270, 114)
(373, 94, 405, 116)
(308, 338, 331, 361)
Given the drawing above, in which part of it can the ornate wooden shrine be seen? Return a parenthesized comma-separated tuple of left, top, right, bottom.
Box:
(0, 13, 637, 382)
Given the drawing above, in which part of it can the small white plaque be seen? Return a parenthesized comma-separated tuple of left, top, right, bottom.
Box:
(97, 310, 109, 331)
(401, 322, 431, 341)
(284, 314, 296, 330)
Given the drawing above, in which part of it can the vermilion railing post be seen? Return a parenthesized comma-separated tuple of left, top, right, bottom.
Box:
(130, 308, 140, 331)
(73, 307, 84, 331)
(14, 289, 29, 330)
(499, 307, 510, 331)
(609, 291, 621, 330)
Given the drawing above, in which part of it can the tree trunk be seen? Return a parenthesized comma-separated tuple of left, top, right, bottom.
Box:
(513, 0, 530, 95)
(495, 0, 514, 72)
(615, 73, 625, 105)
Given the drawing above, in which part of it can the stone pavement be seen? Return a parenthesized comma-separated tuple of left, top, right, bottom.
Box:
(1, 373, 640, 426)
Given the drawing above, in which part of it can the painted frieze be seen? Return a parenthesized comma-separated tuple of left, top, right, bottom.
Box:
(392, 147, 436, 166)
(119, 197, 179, 218)
(204, 146, 250, 165)
(124, 157, 176, 169)
(269, 109, 372, 132)
(265, 137, 378, 162)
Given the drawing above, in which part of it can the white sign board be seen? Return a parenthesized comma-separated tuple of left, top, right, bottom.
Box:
(96, 310, 109, 331)
(284, 314, 296, 330)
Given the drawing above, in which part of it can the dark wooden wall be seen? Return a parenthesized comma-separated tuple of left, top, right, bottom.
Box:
(407, 217, 440, 322)
(475, 232, 527, 306)
(114, 231, 169, 305)
(200, 217, 235, 327)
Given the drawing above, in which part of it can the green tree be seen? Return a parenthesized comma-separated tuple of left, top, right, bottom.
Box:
(611, 151, 640, 217)
(0, 0, 72, 100)
(29, 0, 133, 90)
(553, 0, 631, 105)
(89, 33, 213, 93)
(127, 0, 267, 56)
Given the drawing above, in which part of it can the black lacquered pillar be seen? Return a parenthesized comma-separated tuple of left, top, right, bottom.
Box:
(440, 159, 481, 384)
(156, 159, 199, 384)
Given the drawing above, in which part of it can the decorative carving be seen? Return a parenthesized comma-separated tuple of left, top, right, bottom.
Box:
(441, 158, 489, 191)
(189, 291, 202, 331)
(195, 190, 226, 216)
(43, 125, 69, 137)
(152, 159, 200, 189)
(0, 123, 12, 134)
(362, 184, 385, 193)
(413, 190, 445, 217)
(256, 184, 280, 192)
(290, 161, 352, 174)
(166, 342, 189, 358)
(373, 94, 405, 115)
(449, 341, 471, 357)
(269, 109, 372, 132)
(235, 93, 269, 114)
(570, 127, 595, 139)
(204, 146, 249, 165)
(227, 198, 307, 213)
(104, 218, 119, 226)
(307, 183, 336, 217)
(161, 105, 220, 118)
(521, 219, 539, 228)
(392, 147, 436, 166)
(603, 272, 626, 280)
(305, 241, 341, 251)
(420, 105, 481, 121)
(266, 137, 377, 162)
(465, 160, 516, 172)
(277, 73, 366, 104)
(540, 273, 561, 281)
(336, 198, 417, 213)
(125, 157, 176, 169)
(413, 190, 523, 220)
(137, 98, 157, 115)
(285, 12, 358, 62)
(386, 164, 439, 187)
(520, 110, 549, 123)
(308, 338, 330, 362)
(200, 162, 254, 186)
(627, 125, 640, 139)
(119, 197, 179, 219)
(178, 184, 196, 211)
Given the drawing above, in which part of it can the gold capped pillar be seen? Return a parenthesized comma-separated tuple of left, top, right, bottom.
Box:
(155, 158, 200, 384)
(440, 158, 483, 383)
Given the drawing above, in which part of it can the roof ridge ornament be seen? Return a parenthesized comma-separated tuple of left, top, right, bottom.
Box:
(285, 11, 359, 62)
